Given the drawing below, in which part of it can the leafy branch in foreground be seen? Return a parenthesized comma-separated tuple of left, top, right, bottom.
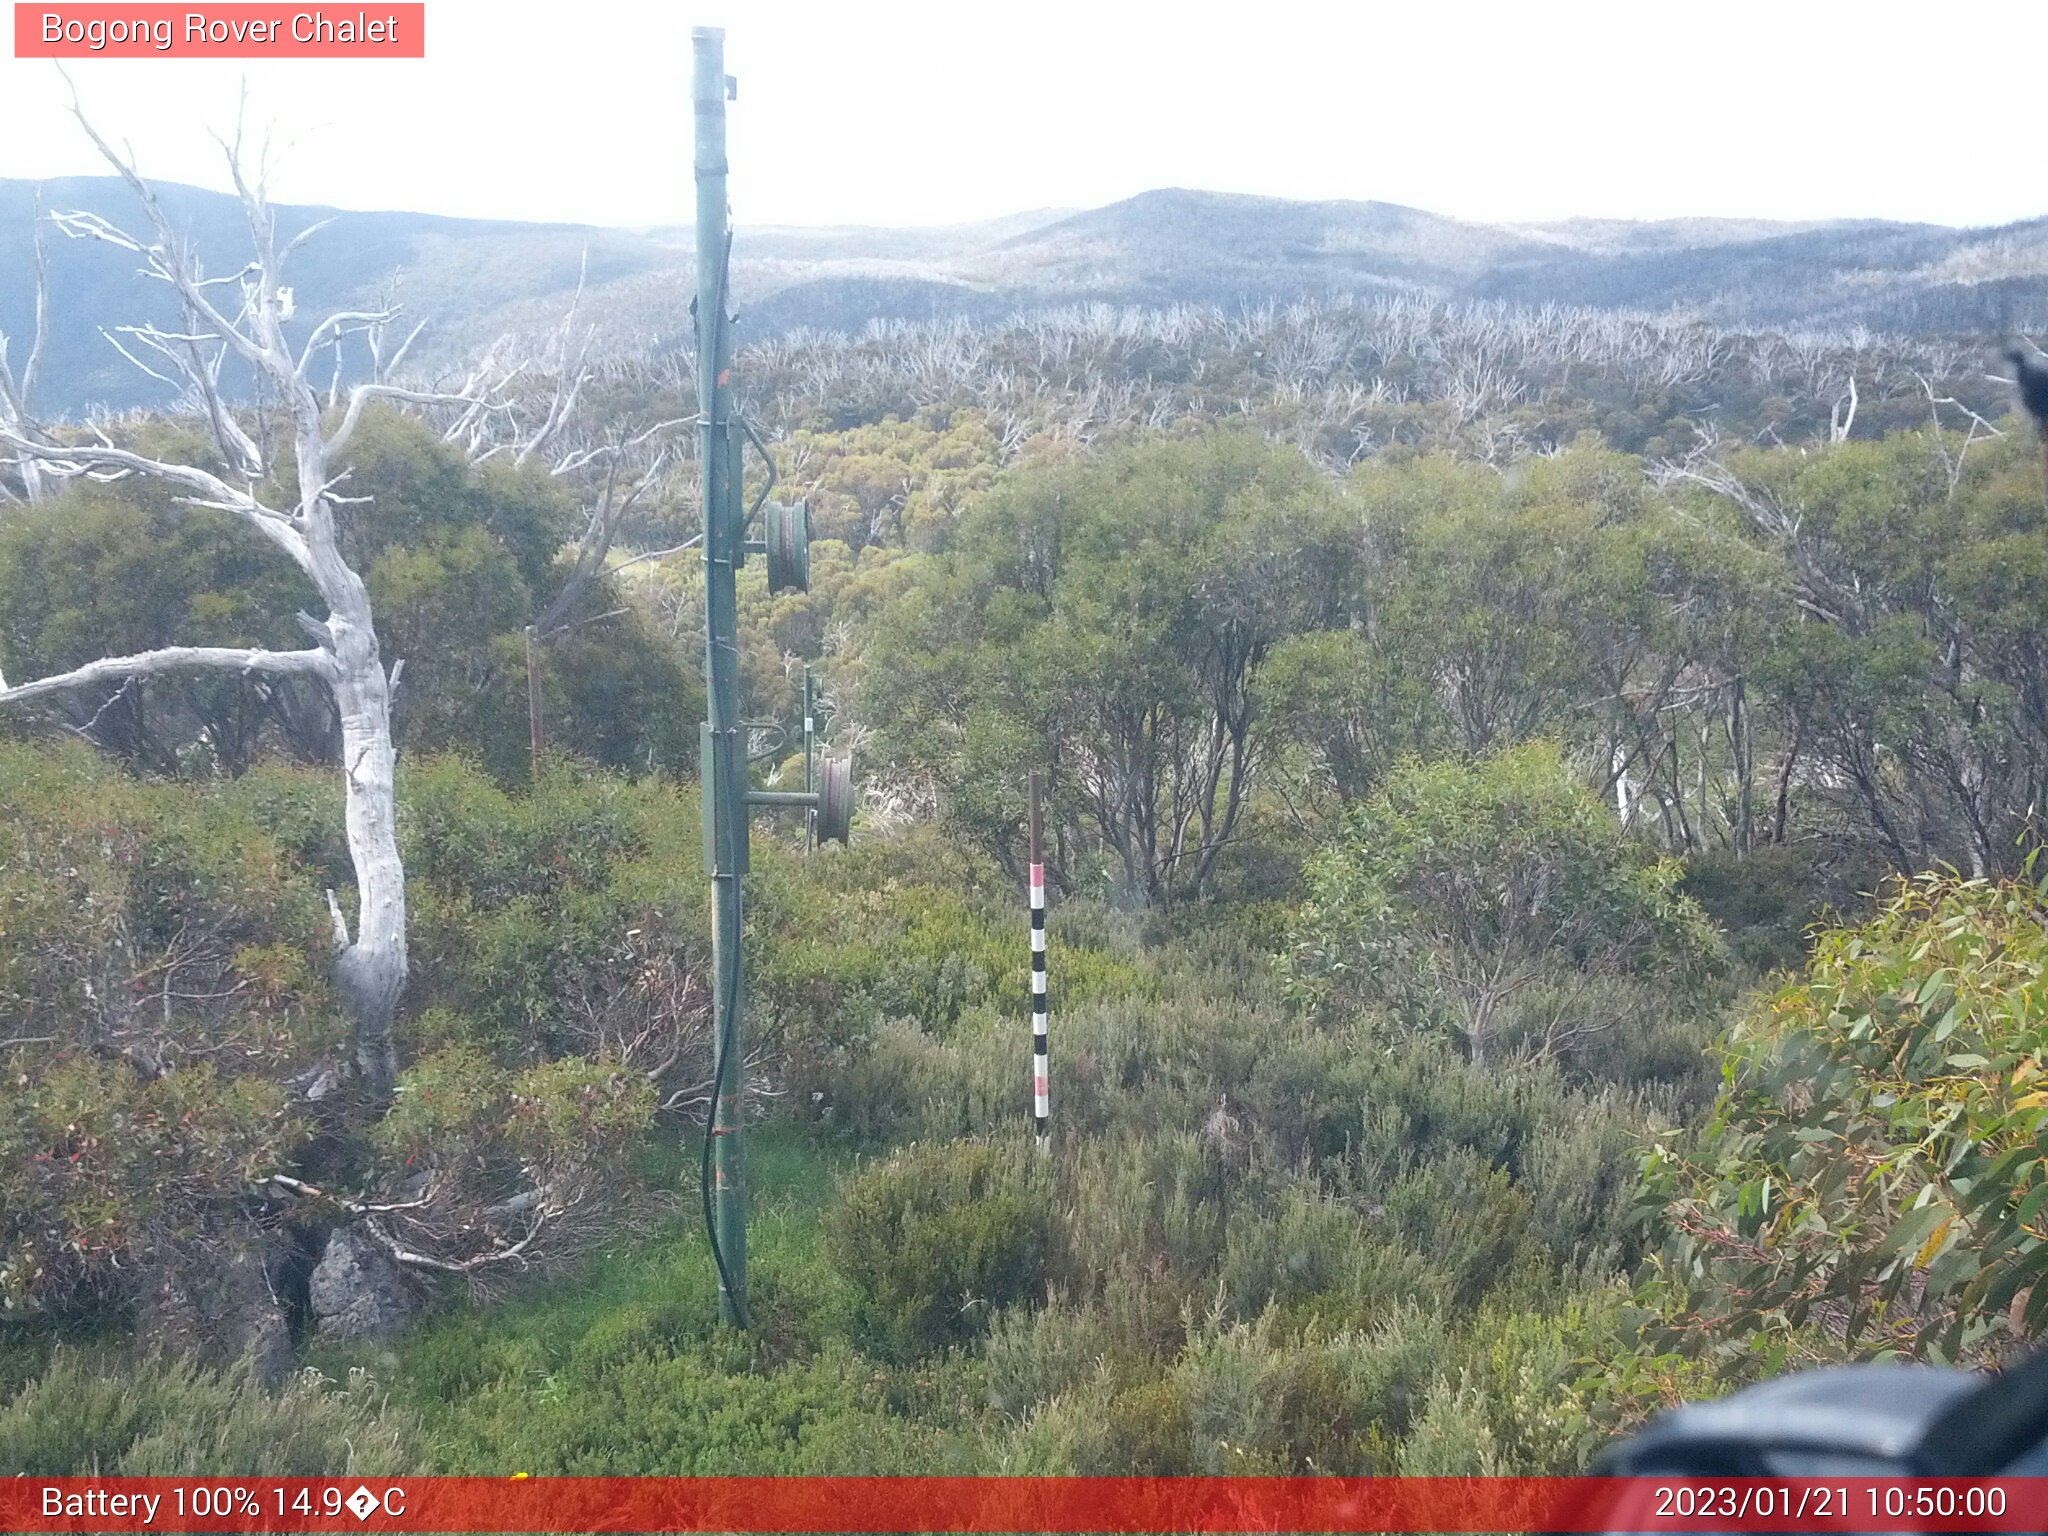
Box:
(1640, 868, 2048, 1366)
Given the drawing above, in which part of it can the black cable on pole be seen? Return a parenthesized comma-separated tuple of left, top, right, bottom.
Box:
(700, 900, 744, 1322)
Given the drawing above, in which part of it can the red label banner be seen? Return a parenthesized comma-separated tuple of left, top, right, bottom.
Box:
(2, 1476, 2047, 1533)
(13, 4, 425, 57)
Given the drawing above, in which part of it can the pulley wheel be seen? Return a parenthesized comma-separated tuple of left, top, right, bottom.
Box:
(815, 754, 853, 845)
(765, 498, 811, 595)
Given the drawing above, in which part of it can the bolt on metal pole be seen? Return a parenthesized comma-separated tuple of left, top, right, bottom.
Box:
(695, 24, 749, 1329)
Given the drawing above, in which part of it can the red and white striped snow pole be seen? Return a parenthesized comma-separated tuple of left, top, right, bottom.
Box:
(1028, 771, 1049, 1148)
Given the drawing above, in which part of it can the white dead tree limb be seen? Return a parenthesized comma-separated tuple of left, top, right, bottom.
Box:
(1915, 369, 2006, 500)
(532, 419, 690, 639)
(0, 643, 334, 701)
(505, 249, 596, 473)
(0, 191, 50, 504)
(0, 95, 504, 1102)
(1829, 372, 1858, 443)
(513, 400, 688, 760)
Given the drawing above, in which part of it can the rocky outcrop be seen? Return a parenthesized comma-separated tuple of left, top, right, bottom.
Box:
(308, 1227, 415, 1341)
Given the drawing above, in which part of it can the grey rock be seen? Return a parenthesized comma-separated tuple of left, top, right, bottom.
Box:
(308, 1227, 415, 1340)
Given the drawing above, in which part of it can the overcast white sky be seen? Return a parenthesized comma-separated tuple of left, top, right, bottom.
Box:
(0, 0, 2038, 231)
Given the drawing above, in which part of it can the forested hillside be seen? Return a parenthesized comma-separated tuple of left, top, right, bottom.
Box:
(8, 165, 2048, 1476)
(7, 174, 2048, 415)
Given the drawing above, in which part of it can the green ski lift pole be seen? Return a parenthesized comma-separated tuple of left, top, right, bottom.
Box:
(693, 29, 850, 1329)
(695, 24, 750, 1329)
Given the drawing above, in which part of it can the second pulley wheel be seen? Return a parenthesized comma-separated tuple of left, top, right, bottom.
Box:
(815, 754, 853, 844)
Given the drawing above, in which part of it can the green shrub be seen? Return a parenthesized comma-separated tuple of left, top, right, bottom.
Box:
(982, 1298, 1115, 1420)
(827, 1140, 1054, 1358)
(1382, 1151, 1547, 1310)
(997, 1387, 1113, 1475)
(1102, 1374, 1196, 1473)
(401, 754, 709, 1067)
(0, 1352, 419, 1474)
(1215, 1180, 1386, 1326)
(1174, 1318, 1299, 1473)
(0, 743, 697, 1331)
(0, 743, 332, 1317)
(1680, 845, 1844, 974)
(1455, 1298, 1620, 1473)
(750, 828, 1152, 1107)
(1326, 1305, 1451, 1444)
(0, 1058, 298, 1316)
(1395, 1377, 1504, 1475)
(1290, 741, 1723, 1072)
(1174, 1312, 1443, 1475)
(430, 1341, 953, 1474)
(1061, 1131, 1229, 1322)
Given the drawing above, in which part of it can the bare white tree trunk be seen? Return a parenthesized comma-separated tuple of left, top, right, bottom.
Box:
(0, 192, 49, 505)
(323, 565, 406, 1092)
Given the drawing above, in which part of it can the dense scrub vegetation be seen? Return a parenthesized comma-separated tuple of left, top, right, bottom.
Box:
(5, 305, 2047, 1472)
(3, 800, 1709, 1473)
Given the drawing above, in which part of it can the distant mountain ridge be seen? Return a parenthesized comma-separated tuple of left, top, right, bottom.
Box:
(3, 178, 2044, 416)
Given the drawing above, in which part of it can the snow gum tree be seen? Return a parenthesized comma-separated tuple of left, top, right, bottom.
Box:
(0, 104, 514, 1100)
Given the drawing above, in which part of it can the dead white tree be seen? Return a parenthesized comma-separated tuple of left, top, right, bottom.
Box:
(1829, 372, 1859, 443)
(0, 192, 50, 504)
(0, 100, 507, 1101)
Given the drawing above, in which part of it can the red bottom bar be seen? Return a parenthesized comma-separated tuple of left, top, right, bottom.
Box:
(6, 1476, 2048, 1533)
